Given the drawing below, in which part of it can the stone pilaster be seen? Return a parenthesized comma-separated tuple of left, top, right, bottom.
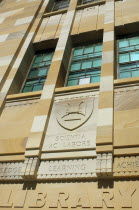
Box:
(96, 0, 115, 177)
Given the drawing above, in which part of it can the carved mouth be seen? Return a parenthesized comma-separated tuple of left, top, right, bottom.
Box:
(62, 113, 84, 121)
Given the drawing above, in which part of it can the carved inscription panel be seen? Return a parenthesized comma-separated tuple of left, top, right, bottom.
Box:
(38, 158, 96, 179)
(114, 156, 139, 176)
(0, 162, 23, 180)
(44, 132, 95, 151)
(42, 92, 98, 152)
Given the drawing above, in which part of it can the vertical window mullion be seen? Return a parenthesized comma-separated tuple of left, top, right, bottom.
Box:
(130, 67, 132, 78)
(65, 48, 76, 86)
(118, 39, 122, 79)
(21, 55, 36, 93)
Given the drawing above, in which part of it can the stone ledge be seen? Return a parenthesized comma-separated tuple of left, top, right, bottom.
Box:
(6, 77, 139, 101)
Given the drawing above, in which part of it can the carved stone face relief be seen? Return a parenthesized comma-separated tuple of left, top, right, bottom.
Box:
(55, 98, 94, 131)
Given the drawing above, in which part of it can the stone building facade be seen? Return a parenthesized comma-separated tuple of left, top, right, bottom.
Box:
(0, 0, 139, 209)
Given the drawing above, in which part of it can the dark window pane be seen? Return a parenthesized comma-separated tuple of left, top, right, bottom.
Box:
(132, 69, 139, 77)
(74, 54, 88, 61)
(28, 69, 38, 78)
(137, 62, 139, 67)
(119, 53, 130, 63)
(93, 52, 102, 57)
(135, 45, 139, 50)
(119, 46, 134, 53)
(94, 44, 102, 52)
(86, 69, 100, 75)
(82, 0, 98, 4)
(37, 62, 46, 67)
(120, 63, 136, 70)
(32, 63, 38, 68)
(38, 67, 48, 76)
(130, 51, 139, 61)
(119, 39, 129, 48)
(120, 70, 131, 79)
(26, 78, 39, 84)
(67, 79, 78, 86)
(84, 46, 94, 54)
(40, 77, 46, 83)
(129, 37, 139, 46)
(53, 0, 69, 11)
(70, 62, 81, 71)
(69, 71, 85, 78)
(91, 75, 100, 83)
(22, 85, 32, 93)
(73, 48, 83, 56)
(86, 69, 94, 75)
(62, 0, 69, 6)
(32, 83, 43, 92)
(93, 58, 101, 67)
(34, 55, 43, 63)
(43, 53, 52, 61)
(81, 60, 92, 69)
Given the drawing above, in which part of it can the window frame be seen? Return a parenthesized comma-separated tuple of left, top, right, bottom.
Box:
(65, 43, 102, 87)
(21, 51, 54, 93)
(64, 48, 74, 86)
(117, 35, 139, 79)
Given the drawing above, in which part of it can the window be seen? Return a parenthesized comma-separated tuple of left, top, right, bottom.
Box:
(22, 51, 53, 93)
(117, 35, 139, 79)
(81, 0, 100, 4)
(52, 0, 70, 11)
(66, 43, 102, 86)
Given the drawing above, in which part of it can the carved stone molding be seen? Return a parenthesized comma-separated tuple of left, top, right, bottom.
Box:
(41, 150, 96, 160)
(0, 162, 23, 180)
(114, 156, 139, 177)
(5, 99, 38, 108)
(115, 86, 139, 95)
(96, 153, 113, 177)
(3, 155, 139, 180)
(54, 90, 99, 102)
(37, 158, 97, 179)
